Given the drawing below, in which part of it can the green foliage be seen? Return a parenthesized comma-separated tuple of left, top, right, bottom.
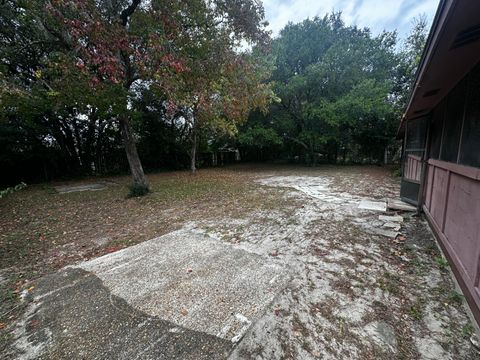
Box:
(238, 126, 282, 148)
(239, 13, 427, 164)
(1, 2, 429, 182)
(393, 167, 402, 177)
(462, 323, 475, 337)
(435, 256, 449, 270)
(0, 0, 272, 184)
(448, 291, 464, 307)
(0, 183, 27, 199)
(408, 303, 423, 320)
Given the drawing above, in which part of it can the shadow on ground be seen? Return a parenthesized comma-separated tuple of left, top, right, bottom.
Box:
(14, 268, 231, 360)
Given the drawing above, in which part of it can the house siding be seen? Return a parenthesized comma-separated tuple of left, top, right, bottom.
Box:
(420, 62, 480, 324)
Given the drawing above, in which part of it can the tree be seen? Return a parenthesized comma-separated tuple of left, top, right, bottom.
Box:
(261, 13, 399, 164)
(1, 0, 271, 188)
(395, 15, 429, 110)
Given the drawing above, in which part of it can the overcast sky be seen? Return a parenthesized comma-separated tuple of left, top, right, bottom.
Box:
(262, 0, 440, 40)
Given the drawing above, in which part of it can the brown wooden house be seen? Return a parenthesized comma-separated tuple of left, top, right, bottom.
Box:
(399, 0, 480, 325)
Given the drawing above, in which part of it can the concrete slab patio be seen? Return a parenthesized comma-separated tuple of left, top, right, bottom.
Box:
(13, 228, 290, 359)
(53, 183, 107, 194)
(7, 166, 480, 359)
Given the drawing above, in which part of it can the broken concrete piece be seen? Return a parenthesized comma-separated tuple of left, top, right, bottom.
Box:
(378, 215, 403, 223)
(365, 227, 399, 238)
(358, 199, 387, 212)
(387, 198, 416, 212)
(383, 222, 401, 231)
(54, 183, 107, 194)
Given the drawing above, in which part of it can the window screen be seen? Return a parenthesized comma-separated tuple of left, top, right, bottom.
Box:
(440, 79, 466, 162)
(406, 116, 427, 150)
(429, 100, 445, 159)
(403, 116, 427, 183)
(459, 63, 480, 168)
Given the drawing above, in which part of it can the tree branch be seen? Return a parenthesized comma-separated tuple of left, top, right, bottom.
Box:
(120, 0, 142, 27)
(284, 135, 309, 150)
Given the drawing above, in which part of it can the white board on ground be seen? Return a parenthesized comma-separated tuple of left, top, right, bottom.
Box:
(387, 199, 416, 212)
(358, 199, 387, 212)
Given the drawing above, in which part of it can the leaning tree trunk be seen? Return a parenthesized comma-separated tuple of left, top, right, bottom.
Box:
(119, 114, 149, 189)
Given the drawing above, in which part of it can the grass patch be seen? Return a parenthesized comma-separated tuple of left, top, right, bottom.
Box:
(435, 256, 449, 271)
(408, 302, 423, 320)
(462, 323, 475, 337)
(447, 291, 464, 307)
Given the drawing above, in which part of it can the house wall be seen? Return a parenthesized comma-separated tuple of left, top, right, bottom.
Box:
(421, 62, 480, 323)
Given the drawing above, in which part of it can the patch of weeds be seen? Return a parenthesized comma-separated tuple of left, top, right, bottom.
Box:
(462, 323, 475, 338)
(0, 182, 27, 199)
(425, 243, 440, 256)
(127, 183, 150, 197)
(392, 167, 402, 178)
(447, 291, 464, 307)
(435, 256, 449, 271)
(377, 271, 402, 296)
(410, 257, 429, 276)
(408, 303, 423, 320)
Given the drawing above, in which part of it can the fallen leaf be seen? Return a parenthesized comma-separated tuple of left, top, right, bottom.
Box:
(395, 234, 406, 242)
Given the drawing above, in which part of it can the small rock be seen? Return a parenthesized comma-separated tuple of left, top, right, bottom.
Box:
(471, 334, 480, 350)
(364, 321, 397, 352)
(311, 350, 321, 357)
(180, 308, 188, 316)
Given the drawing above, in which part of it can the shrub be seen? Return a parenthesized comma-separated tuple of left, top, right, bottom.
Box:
(0, 182, 27, 199)
(392, 166, 402, 177)
(128, 183, 150, 198)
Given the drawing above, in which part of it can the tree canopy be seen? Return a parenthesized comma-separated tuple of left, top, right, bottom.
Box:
(239, 14, 427, 164)
(0, 3, 427, 188)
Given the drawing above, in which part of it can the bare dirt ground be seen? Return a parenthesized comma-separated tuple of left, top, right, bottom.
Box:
(1, 164, 479, 359)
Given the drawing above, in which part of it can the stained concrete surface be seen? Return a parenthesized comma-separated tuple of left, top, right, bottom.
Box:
(13, 229, 290, 359)
(76, 228, 290, 341)
(14, 268, 231, 360)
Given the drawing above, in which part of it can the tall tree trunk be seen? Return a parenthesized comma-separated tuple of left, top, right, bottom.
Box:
(309, 140, 315, 167)
(119, 114, 149, 189)
(190, 128, 197, 175)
